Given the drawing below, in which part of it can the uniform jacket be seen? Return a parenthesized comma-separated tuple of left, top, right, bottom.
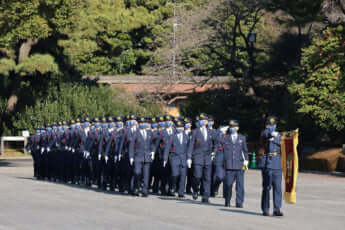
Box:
(258, 129, 282, 170)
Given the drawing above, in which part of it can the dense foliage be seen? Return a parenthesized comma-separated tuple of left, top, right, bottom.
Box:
(0, 0, 344, 141)
(289, 25, 345, 132)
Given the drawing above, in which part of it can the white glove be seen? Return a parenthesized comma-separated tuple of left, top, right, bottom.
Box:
(243, 160, 249, 166)
(47, 147, 50, 153)
(118, 154, 122, 161)
(65, 146, 68, 150)
(130, 158, 134, 166)
(98, 154, 102, 160)
(151, 152, 155, 160)
(272, 131, 279, 137)
(28, 150, 31, 154)
(187, 159, 192, 168)
(85, 151, 90, 158)
(36, 146, 40, 150)
(68, 147, 72, 151)
(41, 148, 45, 154)
(105, 155, 109, 163)
(269, 137, 274, 141)
(220, 126, 229, 134)
(211, 152, 215, 161)
(114, 156, 118, 163)
(72, 148, 75, 153)
(163, 161, 167, 167)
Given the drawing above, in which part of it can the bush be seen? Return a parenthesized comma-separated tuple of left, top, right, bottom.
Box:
(12, 81, 162, 135)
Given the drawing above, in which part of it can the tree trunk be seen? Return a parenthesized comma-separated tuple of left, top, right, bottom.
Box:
(5, 38, 38, 113)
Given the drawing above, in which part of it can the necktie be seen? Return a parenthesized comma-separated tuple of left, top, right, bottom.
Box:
(142, 130, 146, 140)
(179, 133, 183, 144)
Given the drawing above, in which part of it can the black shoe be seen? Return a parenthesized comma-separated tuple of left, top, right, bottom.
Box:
(202, 198, 209, 203)
(192, 193, 198, 200)
(168, 190, 176, 197)
(225, 201, 230, 207)
(132, 191, 139, 196)
(273, 211, 284, 217)
(236, 203, 243, 208)
(178, 195, 185, 198)
(142, 193, 148, 198)
(263, 211, 269, 216)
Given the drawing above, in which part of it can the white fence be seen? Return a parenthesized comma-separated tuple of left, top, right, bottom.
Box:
(0, 136, 28, 155)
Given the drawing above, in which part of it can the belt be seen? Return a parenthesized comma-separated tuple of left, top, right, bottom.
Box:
(266, 152, 279, 156)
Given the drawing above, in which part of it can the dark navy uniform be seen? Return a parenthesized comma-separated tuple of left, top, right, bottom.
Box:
(217, 120, 248, 207)
(129, 117, 156, 196)
(163, 121, 190, 197)
(187, 113, 214, 203)
(259, 116, 284, 216)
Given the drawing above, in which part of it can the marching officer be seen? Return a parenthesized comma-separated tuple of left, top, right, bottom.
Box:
(159, 115, 175, 195)
(151, 115, 166, 194)
(183, 117, 193, 195)
(104, 116, 122, 191)
(129, 117, 156, 197)
(163, 120, 190, 197)
(80, 117, 91, 186)
(211, 125, 228, 197)
(187, 113, 214, 203)
(118, 114, 137, 193)
(259, 116, 284, 216)
(217, 120, 249, 208)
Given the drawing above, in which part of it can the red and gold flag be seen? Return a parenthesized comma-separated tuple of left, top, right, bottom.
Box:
(281, 129, 299, 204)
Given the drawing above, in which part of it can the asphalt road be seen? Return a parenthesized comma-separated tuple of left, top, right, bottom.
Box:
(0, 159, 344, 230)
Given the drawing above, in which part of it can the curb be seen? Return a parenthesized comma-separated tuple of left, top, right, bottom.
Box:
(299, 170, 345, 177)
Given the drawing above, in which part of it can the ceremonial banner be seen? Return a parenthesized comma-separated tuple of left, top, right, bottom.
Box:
(281, 129, 299, 204)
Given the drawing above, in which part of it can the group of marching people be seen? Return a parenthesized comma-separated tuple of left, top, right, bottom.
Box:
(26, 113, 284, 217)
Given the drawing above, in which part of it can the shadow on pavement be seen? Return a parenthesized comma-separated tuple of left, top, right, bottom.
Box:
(15, 176, 134, 197)
(0, 158, 32, 168)
(219, 208, 262, 216)
(158, 196, 224, 208)
(0, 160, 13, 167)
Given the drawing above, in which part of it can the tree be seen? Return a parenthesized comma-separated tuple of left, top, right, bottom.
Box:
(266, 0, 324, 60)
(289, 25, 345, 132)
(186, 0, 264, 95)
(0, 0, 82, 113)
(58, 0, 176, 75)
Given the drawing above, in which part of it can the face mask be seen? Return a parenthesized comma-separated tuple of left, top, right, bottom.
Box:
(176, 128, 183, 133)
(159, 122, 165, 127)
(101, 124, 108, 129)
(268, 125, 276, 133)
(129, 121, 136, 126)
(185, 124, 191, 129)
(76, 125, 81, 129)
(139, 124, 148, 129)
(152, 123, 158, 128)
(166, 122, 172, 127)
(230, 128, 237, 134)
(207, 123, 213, 128)
(116, 122, 123, 128)
(199, 121, 205, 127)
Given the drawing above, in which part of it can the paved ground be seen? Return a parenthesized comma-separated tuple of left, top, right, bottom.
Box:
(0, 159, 344, 230)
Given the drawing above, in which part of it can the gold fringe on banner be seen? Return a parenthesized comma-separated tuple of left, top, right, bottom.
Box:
(281, 129, 299, 204)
